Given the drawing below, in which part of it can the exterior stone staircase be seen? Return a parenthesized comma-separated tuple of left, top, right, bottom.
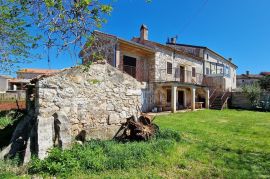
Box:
(209, 89, 231, 110)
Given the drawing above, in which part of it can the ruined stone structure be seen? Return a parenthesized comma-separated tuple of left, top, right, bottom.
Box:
(1, 63, 144, 161)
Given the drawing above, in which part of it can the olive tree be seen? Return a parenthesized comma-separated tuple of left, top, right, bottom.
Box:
(242, 83, 261, 108)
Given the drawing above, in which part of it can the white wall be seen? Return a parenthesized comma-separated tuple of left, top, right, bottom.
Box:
(0, 77, 9, 92)
(204, 50, 237, 90)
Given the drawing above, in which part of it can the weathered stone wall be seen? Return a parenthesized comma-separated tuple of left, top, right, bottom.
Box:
(230, 92, 270, 109)
(81, 31, 117, 66)
(154, 47, 203, 83)
(35, 64, 144, 159)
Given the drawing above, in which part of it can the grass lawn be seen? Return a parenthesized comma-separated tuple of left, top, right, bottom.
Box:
(1, 109, 270, 178)
(154, 109, 270, 178)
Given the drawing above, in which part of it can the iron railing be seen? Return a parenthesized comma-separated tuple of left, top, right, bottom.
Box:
(121, 65, 150, 82)
(155, 68, 203, 84)
(123, 65, 136, 78)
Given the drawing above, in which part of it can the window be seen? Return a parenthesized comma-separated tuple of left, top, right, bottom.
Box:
(210, 62, 216, 74)
(167, 89, 171, 102)
(192, 67, 196, 77)
(167, 62, 172, 74)
(206, 54, 209, 59)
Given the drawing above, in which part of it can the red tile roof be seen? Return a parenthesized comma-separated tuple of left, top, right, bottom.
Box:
(17, 68, 60, 74)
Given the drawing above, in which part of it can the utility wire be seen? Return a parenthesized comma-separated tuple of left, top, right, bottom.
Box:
(179, 0, 209, 34)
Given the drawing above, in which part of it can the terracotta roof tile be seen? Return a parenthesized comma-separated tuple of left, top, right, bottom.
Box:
(17, 68, 60, 74)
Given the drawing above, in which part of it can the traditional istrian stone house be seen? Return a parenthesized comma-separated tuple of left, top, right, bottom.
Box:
(81, 25, 238, 112)
(166, 42, 238, 92)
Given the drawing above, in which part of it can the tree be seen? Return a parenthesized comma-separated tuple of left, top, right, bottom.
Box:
(259, 75, 270, 91)
(0, 0, 40, 73)
(242, 83, 261, 108)
(0, 0, 113, 73)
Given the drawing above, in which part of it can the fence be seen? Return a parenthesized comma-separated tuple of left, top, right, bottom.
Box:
(0, 91, 26, 102)
(0, 91, 26, 111)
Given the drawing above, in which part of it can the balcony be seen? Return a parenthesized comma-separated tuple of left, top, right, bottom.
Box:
(121, 65, 149, 82)
(155, 68, 203, 85)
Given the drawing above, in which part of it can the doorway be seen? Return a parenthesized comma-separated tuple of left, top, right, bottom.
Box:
(123, 56, 136, 78)
(180, 66, 185, 83)
(178, 90, 185, 109)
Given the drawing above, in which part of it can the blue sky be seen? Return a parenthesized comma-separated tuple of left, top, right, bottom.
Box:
(18, 0, 270, 75)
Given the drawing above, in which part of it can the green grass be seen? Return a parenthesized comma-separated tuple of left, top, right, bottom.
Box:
(0, 109, 270, 178)
(154, 109, 270, 178)
(0, 116, 13, 129)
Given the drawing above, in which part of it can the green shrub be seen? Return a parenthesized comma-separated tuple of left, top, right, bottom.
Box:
(29, 128, 180, 176)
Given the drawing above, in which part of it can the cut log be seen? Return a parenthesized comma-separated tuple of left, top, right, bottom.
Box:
(119, 114, 159, 141)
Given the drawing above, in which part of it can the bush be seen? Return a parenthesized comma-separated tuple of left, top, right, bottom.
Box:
(242, 83, 261, 108)
(29, 128, 180, 176)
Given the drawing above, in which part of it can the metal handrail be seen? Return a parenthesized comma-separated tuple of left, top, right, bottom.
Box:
(155, 68, 203, 84)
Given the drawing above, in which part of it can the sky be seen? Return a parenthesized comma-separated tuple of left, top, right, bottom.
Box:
(17, 0, 270, 76)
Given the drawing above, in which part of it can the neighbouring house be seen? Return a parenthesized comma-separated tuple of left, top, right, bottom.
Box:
(17, 68, 60, 79)
(0, 69, 60, 93)
(236, 71, 270, 88)
(0, 75, 11, 93)
(0, 75, 30, 93)
(81, 25, 238, 112)
(236, 71, 263, 87)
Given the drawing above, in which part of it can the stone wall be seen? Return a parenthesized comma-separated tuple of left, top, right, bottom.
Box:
(35, 64, 144, 159)
(81, 31, 117, 66)
(154, 47, 203, 83)
(230, 92, 270, 109)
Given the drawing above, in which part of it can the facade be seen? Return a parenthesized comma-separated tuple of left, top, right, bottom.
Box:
(0, 75, 11, 92)
(166, 42, 237, 92)
(0, 75, 30, 92)
(0, 69, 60, 93)
(236, 71, 269, 87)
(81, 25, 238, 112)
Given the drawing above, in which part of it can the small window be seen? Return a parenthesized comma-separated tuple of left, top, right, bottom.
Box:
(167, 89, 171, 102)
(167, 62, 172, 74)
(192, 67, 196, 77)
(206, 54, 209, 59)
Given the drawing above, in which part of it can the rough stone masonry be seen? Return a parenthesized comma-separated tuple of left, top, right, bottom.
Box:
(1, 63, 145, 161)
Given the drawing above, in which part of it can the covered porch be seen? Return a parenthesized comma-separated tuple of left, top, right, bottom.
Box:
(154, 82, 209, 113)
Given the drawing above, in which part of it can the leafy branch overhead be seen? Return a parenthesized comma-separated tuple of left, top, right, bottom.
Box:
(0, 0, 113, 72)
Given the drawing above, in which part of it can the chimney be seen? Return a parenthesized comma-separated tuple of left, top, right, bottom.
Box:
(140, 24, 148, 41)
(228, 58, 232, 62)
(246, 71, 250, 75)
(170, 37, 176, 44)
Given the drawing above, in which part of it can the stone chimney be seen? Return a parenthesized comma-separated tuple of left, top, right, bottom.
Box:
(246, 71, 250, 75)
(170, 37, 177, 44)
(140, 24, 148, 41)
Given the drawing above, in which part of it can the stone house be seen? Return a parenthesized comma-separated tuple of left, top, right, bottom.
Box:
(81, 25, 238, 112)
(236, 71, 270, 88)
(166, 41, 237, 92)
(237, 71, 262, 87)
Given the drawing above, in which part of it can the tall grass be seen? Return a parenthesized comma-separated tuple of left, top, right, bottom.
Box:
(28, 129, 180, 177)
